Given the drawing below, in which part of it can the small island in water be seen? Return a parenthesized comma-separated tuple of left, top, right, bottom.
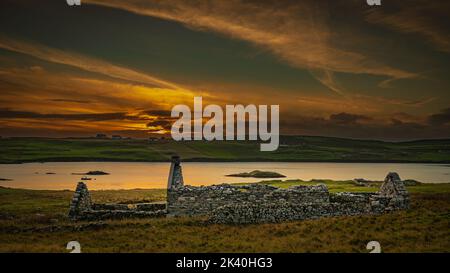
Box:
(71, 171, 110, 176)
(226, 170, 286, 178)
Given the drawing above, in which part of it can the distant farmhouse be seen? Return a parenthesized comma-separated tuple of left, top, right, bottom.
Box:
(149, 136, 167, 143)
(95, 133, 107, 139)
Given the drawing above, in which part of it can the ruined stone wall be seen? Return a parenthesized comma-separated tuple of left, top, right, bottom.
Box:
(167, 184, 329, 217)
(69, 182, 92, 218)
(167, 184, 376, 222)
(167, 168, 410, 223)
(68, 182, 166, 221)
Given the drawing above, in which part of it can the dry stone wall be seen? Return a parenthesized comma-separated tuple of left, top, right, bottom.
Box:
(68, 182, 166, 221)
(166, 156, 410, 223)
(167, 184, 330, 217)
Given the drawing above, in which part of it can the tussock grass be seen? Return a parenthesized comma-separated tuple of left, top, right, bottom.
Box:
(0, 181, 449, 253)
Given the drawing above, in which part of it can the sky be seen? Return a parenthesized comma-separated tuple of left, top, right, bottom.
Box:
(0, 0, 449, 140)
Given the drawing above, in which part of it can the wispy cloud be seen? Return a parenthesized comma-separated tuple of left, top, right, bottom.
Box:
(309, 69, 346, 96)
(365, 0, 450, 53)
(0, 109, 133, 121)
(0, 65, 199, 112)
(84, 0, 417, 94)
(0, 35, 182, 90)
(296, 94, 436, 116)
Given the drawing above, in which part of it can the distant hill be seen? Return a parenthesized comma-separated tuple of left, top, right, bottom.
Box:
(0, 136, 449, 163)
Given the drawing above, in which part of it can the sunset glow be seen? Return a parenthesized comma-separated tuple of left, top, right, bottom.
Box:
(0, 0, 449, 140)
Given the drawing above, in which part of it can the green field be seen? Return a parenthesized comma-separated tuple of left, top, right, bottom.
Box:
(1, 136, 450, 163)
(0, 180, 449, 253)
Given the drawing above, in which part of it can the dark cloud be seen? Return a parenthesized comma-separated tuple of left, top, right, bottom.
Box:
(143, 110, 177, 131)
(427, 108, 450, 126)
(141, 110, 172, 117)
(279, 111, 446, 141)
(390, 118, 403, 126)
(0, 109, 133, 121)
(48, 99, 93, 104)
(390, 117, 425, 130)
(147, 119, 172, 128)
(329, 112, 371, 125)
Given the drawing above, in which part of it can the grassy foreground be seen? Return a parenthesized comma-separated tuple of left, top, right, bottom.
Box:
(1, 136, 450, 163)
(0, 181, 449, 253)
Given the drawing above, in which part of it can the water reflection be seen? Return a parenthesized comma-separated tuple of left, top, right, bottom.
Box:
(0, 162, 448, 190)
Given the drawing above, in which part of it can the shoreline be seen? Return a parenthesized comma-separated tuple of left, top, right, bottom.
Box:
(2, 179, 450, 192)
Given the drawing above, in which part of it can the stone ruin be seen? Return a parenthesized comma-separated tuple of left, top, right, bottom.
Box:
(68, 182, 166, 221)
(69, 156, 410, 223)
